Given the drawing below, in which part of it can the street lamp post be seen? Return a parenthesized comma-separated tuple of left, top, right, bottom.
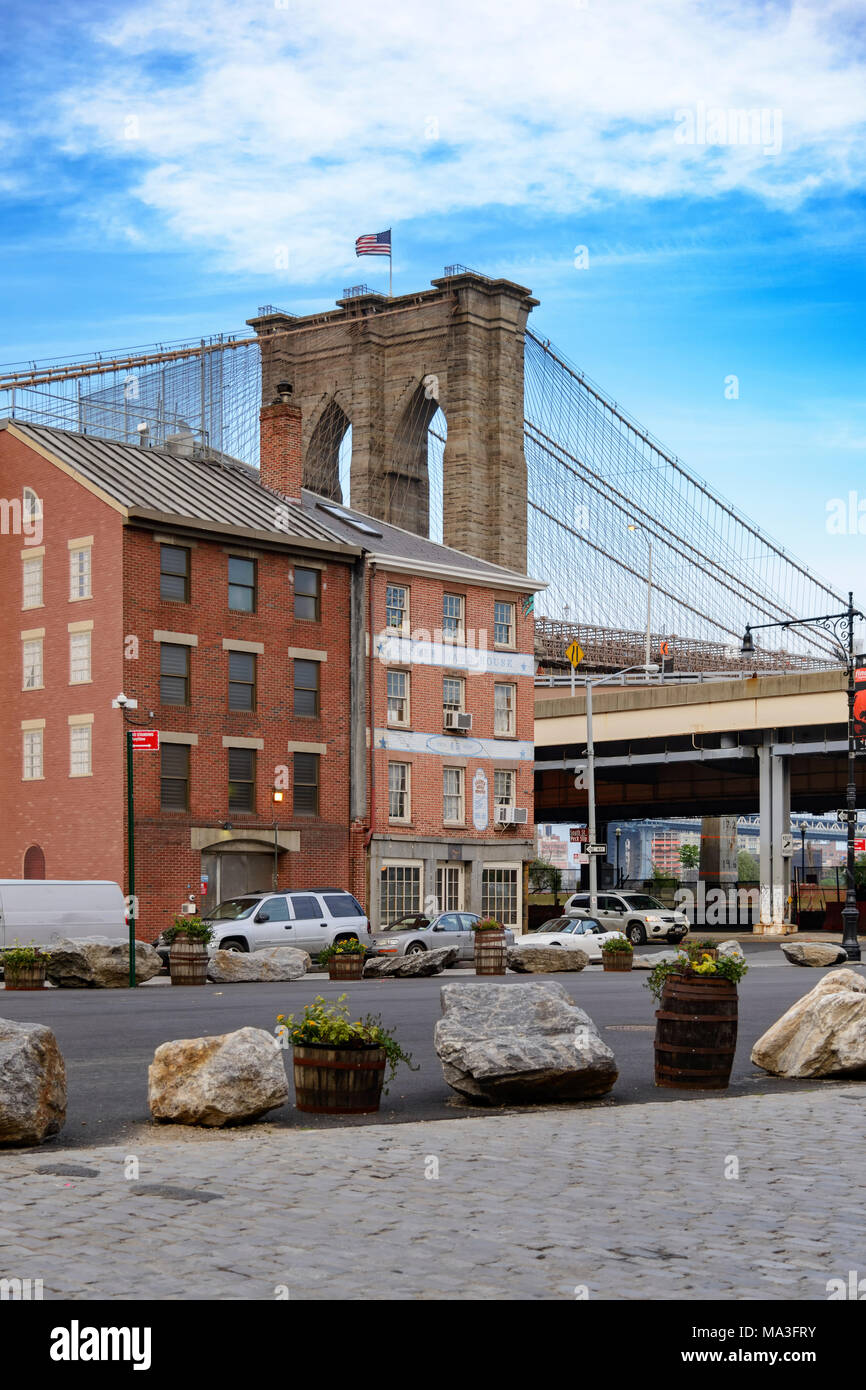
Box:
(615, 826, 622, 886)
(112, 693, 141, 988)
(584, 665, 659, 915)
(741, 592, 864, 961)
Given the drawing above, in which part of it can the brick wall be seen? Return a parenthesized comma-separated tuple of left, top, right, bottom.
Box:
(0, 428, 126, 885)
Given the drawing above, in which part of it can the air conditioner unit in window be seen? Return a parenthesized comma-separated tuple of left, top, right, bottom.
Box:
(443, 710, 472, 731)
(495, 805, 529, 825)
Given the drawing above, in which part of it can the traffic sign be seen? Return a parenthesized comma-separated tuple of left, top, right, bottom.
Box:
(780, 832, 794, 857)
(836, 808, 858, 822)
(855, 839, 866, 853)
(570, 827, 589, 843)
(565, 641, 584, 668)
(131, 730, 159, 751)
(587, 843, 607, 856)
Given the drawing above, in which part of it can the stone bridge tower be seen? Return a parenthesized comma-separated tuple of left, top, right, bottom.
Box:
(248, 270, 538, 570)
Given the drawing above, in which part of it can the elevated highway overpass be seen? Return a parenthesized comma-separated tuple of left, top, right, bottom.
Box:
(534, 669, 864, 931)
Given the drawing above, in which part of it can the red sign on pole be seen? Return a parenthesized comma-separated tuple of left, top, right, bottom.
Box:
(131, 730, 159, 751)
(855, 839, 866, 853)
(570, 827, 589, 843)
(855, 667, 866, 745)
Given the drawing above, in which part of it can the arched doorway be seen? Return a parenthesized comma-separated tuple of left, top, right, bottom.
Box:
(23, 844, 46, 879)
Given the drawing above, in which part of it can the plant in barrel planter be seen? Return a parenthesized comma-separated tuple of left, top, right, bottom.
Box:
(319, 937, 367, 980)
(601, 937, 634, 972)
(277, 994, 417, 1115)
(646, 952, 748, 1090)
(472, 918, 507, 975)
(163, 917, 214, 986)
(686, 938, 719, 963)
(2, 942, 49, 991)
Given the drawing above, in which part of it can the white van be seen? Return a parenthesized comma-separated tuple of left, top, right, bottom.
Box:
(0, 880, 127, 950)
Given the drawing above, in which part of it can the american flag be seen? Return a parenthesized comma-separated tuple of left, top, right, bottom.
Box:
(355, 229, 391, 257)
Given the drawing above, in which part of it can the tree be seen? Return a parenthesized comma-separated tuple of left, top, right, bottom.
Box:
(679, 844, 700, 871)
(738, 849, 759, 881)
(529, 858, 563, 906)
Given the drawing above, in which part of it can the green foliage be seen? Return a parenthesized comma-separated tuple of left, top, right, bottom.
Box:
(601, 936, 633, 953)
(738, 849, 760, 880)
(164, 916, 214, 945)
(276, 994, 417, 1089)
(1, 941, 48, 967)
(528, 859, 562, 902)
(318, 938, 366, 961)
(679, 844, 700, 869)
(472, 918, 504, 932)
(645, 950, 748, 1003)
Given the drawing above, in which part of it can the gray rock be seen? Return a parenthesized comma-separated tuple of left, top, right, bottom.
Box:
(434, 981, 618, 1105)
(0, 1018, 67, 1146)
(507, 946, 589, 973)
(752, 969, 866, 1077)
(362, 946, 458, 978)
(148, 1027, 289, 1126)
(781, 942, 848, 968)
(207, 947, 308, 983)
(717, 940, 746, 961)
(631, 949, 687, 971)
(46, 937, 162, 988)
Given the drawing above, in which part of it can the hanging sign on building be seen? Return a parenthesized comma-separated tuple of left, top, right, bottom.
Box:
(472, 768, 489, 832)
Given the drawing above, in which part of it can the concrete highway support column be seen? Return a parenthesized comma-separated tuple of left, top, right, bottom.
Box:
(757, 735, 793, 934)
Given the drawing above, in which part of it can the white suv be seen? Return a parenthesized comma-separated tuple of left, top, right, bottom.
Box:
(564, 892, 689, 946)
(157, 889, 369, 962)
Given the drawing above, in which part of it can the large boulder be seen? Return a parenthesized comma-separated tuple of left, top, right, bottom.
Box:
(46, 937, 162, 988)
(751, 969, 866, 1077)
(632, 949, 686, 971)
(363, 946, 458, 979)
(718, 940, 745, 961)
(148, 1027, 289, 1126)
(0, 1018, 66, 1146)
(507, 946, 589, 973)
(207, 947, 308, 983)
(434, 981, 618, 1105)
(781, 942, 847, 968)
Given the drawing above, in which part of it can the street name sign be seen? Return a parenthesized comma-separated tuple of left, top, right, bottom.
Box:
(131, 730, 159, 751)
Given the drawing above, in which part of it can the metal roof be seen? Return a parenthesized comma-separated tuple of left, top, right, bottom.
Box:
(5, 421, 348, 550)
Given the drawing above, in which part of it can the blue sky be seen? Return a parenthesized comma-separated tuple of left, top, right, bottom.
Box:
(1, 0, 865, 599)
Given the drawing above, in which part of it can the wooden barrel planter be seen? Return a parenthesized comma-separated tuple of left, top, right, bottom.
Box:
(688, 947, 719, 963)
(293, 1043, 386, 1114)
(169, 937, 209, 986)
(654, 973, 738, 1090)
(4, 961, 47, 991)
(602, 952, 633, 972)
(474, 931, 507, 976)
(328, 953, 365, 981)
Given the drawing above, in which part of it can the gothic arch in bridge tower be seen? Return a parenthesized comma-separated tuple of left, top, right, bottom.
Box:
(248, 271, 538, 569)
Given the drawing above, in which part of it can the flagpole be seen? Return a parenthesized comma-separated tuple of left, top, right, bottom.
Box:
(389, 247, 392, 298)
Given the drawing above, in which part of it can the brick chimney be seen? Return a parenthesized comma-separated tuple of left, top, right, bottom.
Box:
(260, 382, 302, 501)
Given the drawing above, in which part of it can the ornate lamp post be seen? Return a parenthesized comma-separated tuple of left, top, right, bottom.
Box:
(740, 592, 864, 961)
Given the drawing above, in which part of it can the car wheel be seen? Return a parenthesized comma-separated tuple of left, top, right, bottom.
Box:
(628, 923, 646, 946)
(405, 942, 426, 954)
(220, 938, 248, 953)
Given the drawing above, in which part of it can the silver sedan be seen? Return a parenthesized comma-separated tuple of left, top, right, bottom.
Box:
(368, 912, 514, 961)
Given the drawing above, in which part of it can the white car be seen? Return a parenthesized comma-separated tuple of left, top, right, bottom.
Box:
(564, 892, 689, 946)
(516, 915, 627, 962)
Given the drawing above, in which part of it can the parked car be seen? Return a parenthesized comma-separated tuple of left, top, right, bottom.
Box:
(155, 889, 369, 964)
(0, 879, 126, 950)
(563, 891, 689, 945)
(515, 915, 627, 961)
(368, 912, 514, 960)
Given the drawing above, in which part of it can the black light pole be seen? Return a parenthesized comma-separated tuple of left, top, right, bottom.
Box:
(615, 826, 622, 886)
(741, 591, 863, 961)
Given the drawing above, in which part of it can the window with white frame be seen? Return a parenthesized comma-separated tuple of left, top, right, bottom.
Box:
(69, 631, 92, 684)
(388, 762, 410, 821)
(379, 863, 421, 922)
(443, 766, 465, 824)
(22, 730, 43, 780)
(436, 863, 464, 913)
(494, 682, 516, 736)
(69, 546, 92, 600)
(22, 488, 42, 524)
(22, 556, 43, 609)
(386, 669, 410, 726)
(385, 584, 409, 632)
(481, 865, 520, 928)
(494, 769, 515, 808)
(494, 600, 515, 647)
(442, 676, 465, 713)
(69, 724, 92, 777)
(22, 638, 43, 690)
(442, 592, 465, 640)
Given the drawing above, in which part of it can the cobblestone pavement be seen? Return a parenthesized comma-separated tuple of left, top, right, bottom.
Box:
(2, 1087, 865, 1300)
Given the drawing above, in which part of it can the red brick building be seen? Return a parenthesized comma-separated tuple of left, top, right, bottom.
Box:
(0, 400, 541, 938)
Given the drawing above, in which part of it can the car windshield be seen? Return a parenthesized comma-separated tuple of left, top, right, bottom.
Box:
(208, 897, 260, 921)
(382, 916, 430, 932)
(535, 918, 572, 932)
(574, 918, 603, 932)
(621, 895, 665, 911)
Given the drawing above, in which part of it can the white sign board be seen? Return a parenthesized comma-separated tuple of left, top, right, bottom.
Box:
(472, 768, 489, 832)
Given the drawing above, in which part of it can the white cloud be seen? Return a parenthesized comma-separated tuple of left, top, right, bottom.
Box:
(28, 0, 866, 276)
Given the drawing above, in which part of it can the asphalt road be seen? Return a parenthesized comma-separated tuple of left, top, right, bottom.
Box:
(1, 942, 861, 1149)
